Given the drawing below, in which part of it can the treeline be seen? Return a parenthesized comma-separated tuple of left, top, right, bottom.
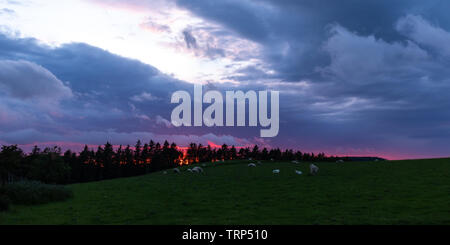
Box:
(0, 140, 334, 185)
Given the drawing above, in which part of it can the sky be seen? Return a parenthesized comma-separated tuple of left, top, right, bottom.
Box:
(0, 0, 450, 160)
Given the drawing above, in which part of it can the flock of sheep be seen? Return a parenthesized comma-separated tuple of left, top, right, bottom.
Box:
(166, 159, 325, 176)
(248, 160, 319, 176)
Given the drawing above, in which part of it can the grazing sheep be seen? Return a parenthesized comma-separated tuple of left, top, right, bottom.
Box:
(248, 163, 256, 167)
(295, 170, 303, 175)
(310, 164, 319, 175)
(272, 169, 280, 174)
(336, 160, 344, 163)
(248, 158, 253, 161)
(292, 160, 300, 164)
(173, 168, 180, 174)
(186, 168, 193, 173)
(192, 166, 204, 173)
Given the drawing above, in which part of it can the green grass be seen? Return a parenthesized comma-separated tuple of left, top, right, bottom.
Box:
(1, 158, 450, 224)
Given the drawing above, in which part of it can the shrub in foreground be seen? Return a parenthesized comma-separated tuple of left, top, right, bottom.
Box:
(1, 181, 73, 205)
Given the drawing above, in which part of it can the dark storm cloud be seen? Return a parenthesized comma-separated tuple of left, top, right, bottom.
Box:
(176, 0, 272, 42)
(2, 0, 450, 158)
(182, 29, 198, 49)
(0, 33, 259, 148)
(0, 60, 72, 100)
(169, 0, 450, 158)
(180, 28, 226, 59)
(175, 0, 450, 81)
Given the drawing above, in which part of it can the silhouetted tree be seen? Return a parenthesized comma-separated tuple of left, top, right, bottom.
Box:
(0, 140, 336, 184)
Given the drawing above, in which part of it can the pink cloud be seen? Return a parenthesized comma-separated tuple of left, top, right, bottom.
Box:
(139, 20, 171, 33)
(87, 0, 174, 13)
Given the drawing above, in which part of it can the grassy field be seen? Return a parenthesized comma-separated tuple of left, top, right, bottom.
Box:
(1, 158, 450, 225)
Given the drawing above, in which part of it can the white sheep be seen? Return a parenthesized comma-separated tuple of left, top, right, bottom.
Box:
(270, 158, 274, 161)
(295, 170, 303, 175)
(186, 168, 193, 173)
(163, 171, 167, 175)
(272, 169, 280, 174)
(292, 160, 300, 164)
(173, 168, 180, 174)
(248, 163, 256, 167)
(310, 164, 319, 175)
(336, 160, 344, 163)
(248, 158, 253, 161)
(192, 166, 204, 173)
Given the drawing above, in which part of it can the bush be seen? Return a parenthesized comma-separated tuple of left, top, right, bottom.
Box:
(0, 194, 10, 211)
(1, 181, 73, 205)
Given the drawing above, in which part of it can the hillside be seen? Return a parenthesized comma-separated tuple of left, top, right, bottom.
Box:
(1, 158, 450, 224)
